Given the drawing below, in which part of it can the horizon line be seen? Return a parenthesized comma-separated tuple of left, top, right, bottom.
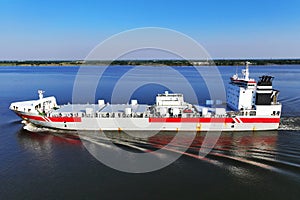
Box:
(1, 58, 300, 62)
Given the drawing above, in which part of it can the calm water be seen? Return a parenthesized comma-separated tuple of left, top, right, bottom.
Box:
(1, 65, 300, 199)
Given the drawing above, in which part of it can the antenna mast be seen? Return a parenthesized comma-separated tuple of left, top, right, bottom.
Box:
(244, 61, 250, 81)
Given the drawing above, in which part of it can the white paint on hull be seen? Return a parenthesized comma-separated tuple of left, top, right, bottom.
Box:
(26, 117, 280, 132)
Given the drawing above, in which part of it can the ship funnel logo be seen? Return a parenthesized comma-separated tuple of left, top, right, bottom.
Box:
(72, 27, 226, 173)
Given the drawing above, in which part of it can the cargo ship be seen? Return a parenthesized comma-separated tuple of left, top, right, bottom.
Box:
(10, 63, 282, 131)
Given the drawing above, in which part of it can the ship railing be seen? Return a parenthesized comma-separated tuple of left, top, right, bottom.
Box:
(227, 110, 257, 117)
(50, 112, 209, 119)
(80, 112, 151, 118)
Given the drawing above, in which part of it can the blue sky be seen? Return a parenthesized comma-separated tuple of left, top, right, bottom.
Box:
(0, 0, 300, 60)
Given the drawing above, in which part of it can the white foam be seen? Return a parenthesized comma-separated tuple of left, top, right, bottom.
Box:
(22, 121, 49, 132)
(22, 120, 67, 133)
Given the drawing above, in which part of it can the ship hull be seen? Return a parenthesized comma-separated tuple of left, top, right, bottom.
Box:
(16, 111, 280, 132)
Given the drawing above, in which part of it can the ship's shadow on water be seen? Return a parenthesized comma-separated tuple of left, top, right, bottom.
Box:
(16, 128, 82, 152)
(16, 124, 300, 181)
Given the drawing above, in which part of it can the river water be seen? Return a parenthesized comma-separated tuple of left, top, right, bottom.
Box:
(0, 65, 300, 199)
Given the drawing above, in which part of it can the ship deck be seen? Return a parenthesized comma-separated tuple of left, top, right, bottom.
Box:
(51, 104, 149, 114)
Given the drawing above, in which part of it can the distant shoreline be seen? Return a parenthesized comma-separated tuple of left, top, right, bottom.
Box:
(1, 59, 300, 66)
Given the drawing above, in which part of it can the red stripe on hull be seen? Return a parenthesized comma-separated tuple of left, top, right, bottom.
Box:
(149, 117, 280, 123)
(149, 118, 234, 123)
(239, 118, 280, 123)
(17, 113, 46, 121)
(18, 113, 81, 122)
(48, 117, 81, 122)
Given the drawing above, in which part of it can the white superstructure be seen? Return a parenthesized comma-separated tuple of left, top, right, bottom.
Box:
(10, 90, 57, 115)
(227, 62, 257, 110)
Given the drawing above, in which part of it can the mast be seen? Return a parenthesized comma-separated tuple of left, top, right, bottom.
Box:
(244, 61, 250, 81)
(38, 90, 44, 100)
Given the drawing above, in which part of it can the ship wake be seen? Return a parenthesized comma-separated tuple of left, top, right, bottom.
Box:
(20, 118, 300, 180)
(279, 117, 300, 131)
